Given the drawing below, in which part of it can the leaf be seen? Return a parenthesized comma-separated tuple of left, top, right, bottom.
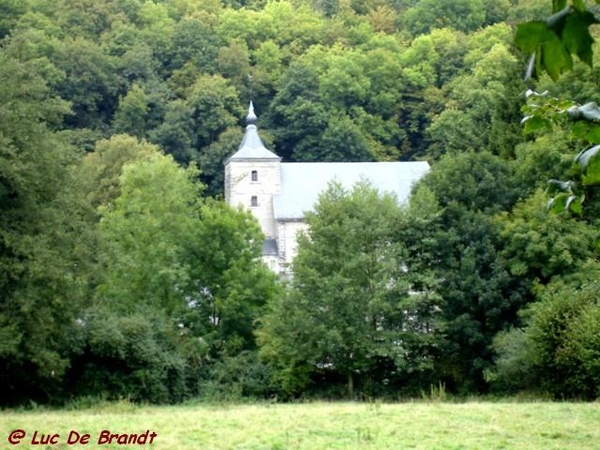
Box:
(575, 102, 600, 121)
(525, 53, 536, 80)
(542, 32, 573, 81)
(575, 144, 600, 171)
(522, 115, 551, 133)
(548, 191, 583, 215)
(566, 195, 583, 215)
(548, 192, 570, 213)
(552, 0, 567, 13)
(547, 5, 571, 29)
(547, 179, 574, 194)
(570, 121, 590, 140)
(561, 11, 598, 67)
(582, 154, 600, 186)
(515, 21, 548, 53)
(516, 9, 597, 81)
(579, 102, 600, 121)
(577, 144, 600, 186)
(586, 126, 600, 144)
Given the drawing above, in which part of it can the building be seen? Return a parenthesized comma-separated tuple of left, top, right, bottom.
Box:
(224, 103, 430, 274)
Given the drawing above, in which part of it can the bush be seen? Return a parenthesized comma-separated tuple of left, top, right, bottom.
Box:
(197, 351, 276, 402)
(491, 281, 600, 399)
(67, 311, 202, 403)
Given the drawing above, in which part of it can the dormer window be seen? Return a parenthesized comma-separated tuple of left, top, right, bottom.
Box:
(251, 170, 258, 181)
(251, 195, 258, 207)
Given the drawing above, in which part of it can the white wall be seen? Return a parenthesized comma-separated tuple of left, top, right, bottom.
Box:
(225, 159, 281, 238)
(277, 220, 309, 269)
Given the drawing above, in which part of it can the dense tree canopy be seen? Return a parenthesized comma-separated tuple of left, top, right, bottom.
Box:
(2, 0, 600, 403)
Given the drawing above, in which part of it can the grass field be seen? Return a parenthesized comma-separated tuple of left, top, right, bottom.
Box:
(1, 400, 599, 449)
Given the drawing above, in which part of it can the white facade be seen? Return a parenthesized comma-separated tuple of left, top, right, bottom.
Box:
(225, 159, 281, 238)
(225, 103, 430, 275)
(276, 220, 308, 268)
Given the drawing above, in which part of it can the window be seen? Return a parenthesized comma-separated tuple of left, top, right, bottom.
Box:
(251, 170, 258, 181)
(251, 195, 258, 207)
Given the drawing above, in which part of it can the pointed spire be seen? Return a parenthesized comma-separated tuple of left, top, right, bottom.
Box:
(226, 101, 280, 162)
(246, 101, 257, 125)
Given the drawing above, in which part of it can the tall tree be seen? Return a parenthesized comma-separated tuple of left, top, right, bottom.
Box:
(0, 49, 87, 404)
(180, 200, 279, 356)
(95, 151, 202, 314)
(418, 151, 526, 391)
(259, 181, 440, 396)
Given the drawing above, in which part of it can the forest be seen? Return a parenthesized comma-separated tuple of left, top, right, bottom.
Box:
(2, 0, 600, 405)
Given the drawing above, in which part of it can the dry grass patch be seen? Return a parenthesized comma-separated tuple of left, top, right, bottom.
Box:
(1, 401, 599, 449)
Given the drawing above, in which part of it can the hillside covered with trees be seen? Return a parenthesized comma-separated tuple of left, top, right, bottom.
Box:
(2, 0, 600, 405)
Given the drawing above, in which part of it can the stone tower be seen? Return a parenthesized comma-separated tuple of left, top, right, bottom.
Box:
(224, 102, 281, 239)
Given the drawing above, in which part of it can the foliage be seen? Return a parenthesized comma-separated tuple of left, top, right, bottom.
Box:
(3, 0, 600, 404)
(96, 152, 201, 314)
(492, 278, 600, 399)
(415, 152, 528, 392)
(0, 48, 86, 404)
(498, 190, 599, 286)
(515, 0, 599, 81)
(68, 311, 192, 403)
(403, 0, 487, 36)
(259, 181, 441, 397)
(179, 199, 280, 356)
(519, 89, 600, 215)
(198, 351, 275, 401)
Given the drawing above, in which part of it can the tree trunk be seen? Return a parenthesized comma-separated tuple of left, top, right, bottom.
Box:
(348, 372, 354, 397)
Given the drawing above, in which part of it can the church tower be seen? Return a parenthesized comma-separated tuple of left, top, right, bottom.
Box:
(224, 102, 281, 240)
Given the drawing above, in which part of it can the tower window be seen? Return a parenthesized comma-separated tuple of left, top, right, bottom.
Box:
(251, 195, 258, 207)
(251, 170, 258, 181)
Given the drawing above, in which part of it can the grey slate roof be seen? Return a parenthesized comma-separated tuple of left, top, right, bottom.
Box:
(262, 238, 279, 256)
(227, 102, 280, 162)
(273, 161, 430, 220)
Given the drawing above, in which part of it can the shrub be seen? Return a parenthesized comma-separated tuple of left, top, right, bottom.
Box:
(491, 281, 600, 399)
(67, 311, 198, 403)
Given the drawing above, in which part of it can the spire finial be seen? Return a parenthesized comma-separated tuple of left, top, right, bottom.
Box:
(246, 101, 257, 125)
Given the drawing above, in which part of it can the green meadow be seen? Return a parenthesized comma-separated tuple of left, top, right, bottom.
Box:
(1, 401, 599, 450)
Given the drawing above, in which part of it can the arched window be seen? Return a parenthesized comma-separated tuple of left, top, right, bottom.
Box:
(251, 170, 258, 181)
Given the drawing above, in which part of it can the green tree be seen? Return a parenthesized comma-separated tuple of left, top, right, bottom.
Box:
(259, 181, 439, 396)
(403, 0, 486, 36)
(166, 17, 222, 72)
(268, 61, 328, 161)
(198, 127, 244, 198)
(95, 151, 202, 315)
(217, 40, 252, 92)
(180, 200, 279, 356)
(149, 99, 196, 164)
(419, 152, 525, 391)
(112, 83, 150, 138)
(0, 0, 28, 38)
(53, 36, 124, 129)
(491, 276, 600, 399)
(68, 311, 195, 403)
(0, 50, 87, 404)
(186, 74, 242, 150)
(499, 190, 599, 287)
(77, 134, 159, 211)
(427, 27, 525, 159)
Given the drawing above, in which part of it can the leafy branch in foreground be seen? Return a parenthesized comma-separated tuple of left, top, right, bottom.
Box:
(515, 0, 599, 81)
(521, 90, 600, 215)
